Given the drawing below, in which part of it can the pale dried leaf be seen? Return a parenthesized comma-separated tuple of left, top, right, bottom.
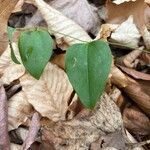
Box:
(0, 86, 10, 150)
(22, 112, 40, 150)
(110, 16, 141, 48)
(0, 43, 25, 85)
(10, 143, 22, 150)
(141, 27, 150, 50)
(27, 0, 100, 35)
(0, 0, 19, 54)
(42, 93, 122, 150)
(8, 92, 33, 130)
(33, 0, 91, 49)
(113, 0, 136, 5)
(13, 0, 24, 13)
(20, 63, 73, 121)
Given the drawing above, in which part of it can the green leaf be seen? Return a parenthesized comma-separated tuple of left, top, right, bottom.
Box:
(65, 40, 112, 109)
(7, 26, 21, 64)
(18, 30, 53, 79)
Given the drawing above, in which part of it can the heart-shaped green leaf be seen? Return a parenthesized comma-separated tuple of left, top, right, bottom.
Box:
(18, 30, 53, 79)
(65, 40, 112, 109)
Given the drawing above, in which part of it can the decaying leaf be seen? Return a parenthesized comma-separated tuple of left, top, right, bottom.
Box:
(8, 91, 33, 130)
(32, 0, 91, 49)
(118, 65, 150, 80)
(27, 0, 101, 35)
(106, 0, 146, 29)
(123, 105, 150, 135)
(0, 43, 25, 85)
(22, 112, 40, 150)
(20, 63, 74, 121)
(0, 86, 10, 150)
(111, 66, 129, 88)
(116, 48, 143, 68)
(41, 93, 122, 150)
(124, 80, 150, 117)
(139, 52, 150, 64)
(0, 0, 19, 54)
(110, 16, 141, 48)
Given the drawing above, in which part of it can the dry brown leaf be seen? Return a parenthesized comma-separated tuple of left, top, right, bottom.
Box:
(106, 0, 146, 29)
(124, 80, 150, 117)
(51, 54, 65, 69)
(20, 63, 74, 121)
(27, 0, 100, 35)
(123, 106, 150, 135)
(0, 0, 19, 54)
(41, 93, 122, 150)
(118, 65, 150, 80)
(32, 0, 91, 49)
(111, 66, 129, 88)
(8, 91, 33, 130)
(139, 52, 150, 64)
(116, 48, 143, 68)
(0, 43, 25, 85)
(0, 86, 10, 150)
(22, 112, 40, 150)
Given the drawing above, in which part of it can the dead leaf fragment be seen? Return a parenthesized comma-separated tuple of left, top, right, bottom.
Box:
(0, 0, 19, 54)
(123, 106, 150, 135)
(0, 86, 10, 150)
(0, 43, 25, 85)
(118, 65, 150, 80)
(20, 63, 73, 121)
(8, 92, 33, 130)
(22, 112, 40, 150)
(110, 16, 141, 48)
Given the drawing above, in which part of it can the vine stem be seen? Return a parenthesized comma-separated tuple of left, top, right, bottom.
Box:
(2, 26, 150, 54)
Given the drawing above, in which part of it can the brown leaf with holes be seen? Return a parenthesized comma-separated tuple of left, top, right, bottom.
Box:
(0, 0, 19, 54)
(22, 112, 41, 150)
(123, 105, 150, 135)
(0, 86, 10, 150)
(118, 65, 150, 80)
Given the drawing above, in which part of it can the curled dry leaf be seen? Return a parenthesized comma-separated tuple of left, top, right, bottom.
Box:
(0, 86, 10, 150)
(111, 66, 129, 88)
(42, 93, 122, 150)
(33, 0, 91, 49)
(124, 80, 150, 117)
(20, 63, 74, 121)
(0, 43, 25, 85)
(116, 48, 143, 68)
(118, 65, 150, 80)
(0, 0, 19, 54)
(22, 112, 40, 150)
(110, 16, 141, 48)
(123, 106, 150, 135)
(8, 92, 33, 130)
